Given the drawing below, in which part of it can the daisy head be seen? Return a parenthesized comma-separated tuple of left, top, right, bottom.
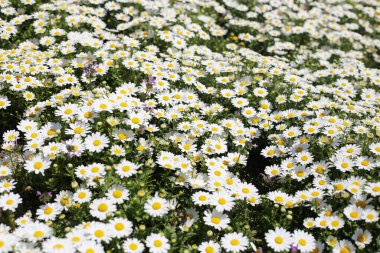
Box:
(265, 227, 292, 252)
(145, 233, 170, 253)
(221, 232, 249, 253)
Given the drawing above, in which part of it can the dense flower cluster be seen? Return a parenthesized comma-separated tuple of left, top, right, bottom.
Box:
(0, 0, 379, 252)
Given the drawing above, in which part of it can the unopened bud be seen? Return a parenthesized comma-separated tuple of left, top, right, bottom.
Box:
(71, 181, 78, 189)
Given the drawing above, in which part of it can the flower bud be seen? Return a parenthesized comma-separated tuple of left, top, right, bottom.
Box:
(71, 181, 78, 189)
(137, 190, 145, 197)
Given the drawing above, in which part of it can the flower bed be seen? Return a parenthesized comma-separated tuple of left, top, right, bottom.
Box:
(0, 0, 379, 252)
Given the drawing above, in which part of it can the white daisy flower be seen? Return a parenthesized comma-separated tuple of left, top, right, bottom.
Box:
(89, 198, 116, 220)
(144, 196, 169, 217)
(221, 232, 249, 253)
(109, 218, 133, 238)
(73, 188, 92, 204)
(42, 237, 74, 253)
(203, 209, 230, 231)
(24, 222, 53, 242)
(36, 203, 62, 221)
(84, 132, 110, 153)
(78, 240, 105, 253)
(106, 185, 130, 204)
(115, 160, 140, 178)
(265, 227, 292, 252)
(192, 192, 211, 206)
(210, 191, 235, 212)
(0, 192, 22, 211)
(198, 241, 221, 253)
(145, 233, 170, 253)
(332, 240, 356, 253)
(87, 222, 112, 243)
(352, 228, 372, 248)
(123, 238, 145, 253)
(24, 155, 51, 175)
(292, 230, 316, 253)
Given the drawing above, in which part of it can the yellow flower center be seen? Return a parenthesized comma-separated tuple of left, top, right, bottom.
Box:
(64, 109, 73, 115)
(115, 223, 124, 231)
(72, 236, 81, 242)
(113, 190, 123, 198)
(98, 203, 108, 212)
(211, 217, 221, 224)
(361, 160, 369, 166)
(299, 239, 307, 246)
(132, 117, 141, 124)
(84, 112, 92, 118)
(34, 231, 44, 238)
(44, 207, 53, 215)
(230, 239, 239, 246)
(275, 236, 283, 244)
(74, 127, 83, 134)
(357, 234, 366, 243)
(205, 246, 214, 253)
(198, 196, 206, 201)
(242, 188, 249, 194)
(53, 244, 64, 249)
(152, 202, 162, 210)
(218, 198, 226, 205)
(350, 211, 359, 218)
(93, 140, 101, 146)
(94, 230, 104, 238)
(118, 133, 127, 140)
(129, 243, 138, 250)
(34, 162, 43, 170)
(153, 240, 162, 247)
(122, 166, 130, 172)
(274, 196, 283, 202)
(78, 192, 86, 199)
